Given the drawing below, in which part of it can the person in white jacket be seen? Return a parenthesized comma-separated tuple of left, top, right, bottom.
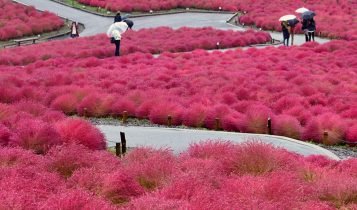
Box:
(107, 19, 133, 56)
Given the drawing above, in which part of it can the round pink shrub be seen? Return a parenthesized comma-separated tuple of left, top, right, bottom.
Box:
(50, 94, 79, 115)
(315, 171, 357, 208)
(46, 144, 95, 178)
(40, 110, 66, 123)
(123, 147, 176, 191)
(346, 125, 357, 145)
(0, 103, 15, 121)
(221, 112, 246, 132)
(127, 196, 190, 210)
(273, 115, 303, 139)
(148, 103, 183, 125)
(110, 98, 137, 117)
(0, 123, 12, 146)
(39, 189, 115, 210)
(55, 118, 106, 150)
(302, 114, 347, 145)
(0, 167, 65, 210)
(244, 105, 273, 134)
(187, 140, 236, 161)
(182, 103, 207, 127)
(77, 94, 111, 117)
(336, 158, 357, 177)
(231, 141, 301, 175)
(204, 104, 231, 129)
(69, 167, 106, 193)
(101, 170, 144, 204)
(304, 155, 337, 168)
(0, 146, 46, 169)
(10, 119, 62, 154)
(13, 100, 47, 117)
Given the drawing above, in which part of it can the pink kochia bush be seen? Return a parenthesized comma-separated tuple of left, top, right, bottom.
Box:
(76, 0, 356, 40)
(0, 40, 356, 144)
(0, 27, 271, 65)
(0, 101, 106, 152)
(55, 118, 106, 150)
(0, 141, 356, 209)
(0, 0, 64, 40)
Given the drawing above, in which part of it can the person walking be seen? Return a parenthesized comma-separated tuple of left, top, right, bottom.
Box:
(307, 18, 316, 42)
(70, 22, 79, 38)
(281, 21, 290, 46)
(107, 19, 134, 56)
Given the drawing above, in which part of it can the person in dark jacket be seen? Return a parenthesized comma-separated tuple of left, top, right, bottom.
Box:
(302, 18, 316, 42)
(301, 19, 309, 42)
(114, 12, 122, 23)
(281, 21, 290, 46)
(307, 18, 316, 42)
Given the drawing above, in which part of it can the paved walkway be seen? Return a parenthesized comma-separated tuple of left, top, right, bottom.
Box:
(99, 125, 340, 160)
(16, 0, 330, 46)
(14, 0, 336, 159)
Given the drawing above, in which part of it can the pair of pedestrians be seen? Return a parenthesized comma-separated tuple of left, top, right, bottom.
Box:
(281, 17, 316, 46)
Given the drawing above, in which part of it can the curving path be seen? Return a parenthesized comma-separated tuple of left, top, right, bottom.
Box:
(15, 0, 337, 159)
(99, 125, 340, 160)
(16, 0, 330, 45)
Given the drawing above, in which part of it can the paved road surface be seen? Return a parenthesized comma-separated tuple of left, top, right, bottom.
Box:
(99, 125, 340, 160)
(15, 0, 330, 45)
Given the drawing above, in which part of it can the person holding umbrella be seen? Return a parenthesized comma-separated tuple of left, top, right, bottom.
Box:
(288, 18, 299, 45)
(279, 15, 295, 46)
(301, 11, 316, 42)
(107, 19, 134, 56)
(281, 21, 290, 46)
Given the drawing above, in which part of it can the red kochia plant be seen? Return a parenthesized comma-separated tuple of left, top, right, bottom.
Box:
(127, 195, 191, 210)
(46, 144, 95, 178)
(39, 189, 115, 210)
(0, 123, 12, 146)
(123, 147, 176, 191)
(273, 114, 303, 139)
(101, 170, 144, 204)
(0, 0, 63, 40)
(0, 28, 271, 66)
(244, 105, 273, 134)
(303, 114, 346, 145)
(9, 118, 62, 154)
(346, 125, 357, 145)
(55, 118, 106, 150)
(231, 141, 301, 175)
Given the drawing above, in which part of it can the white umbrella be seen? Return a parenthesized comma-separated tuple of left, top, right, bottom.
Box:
(295, 7, 309, 13)
(106, 22, 128, 38)
(279, 15, 297, 21)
